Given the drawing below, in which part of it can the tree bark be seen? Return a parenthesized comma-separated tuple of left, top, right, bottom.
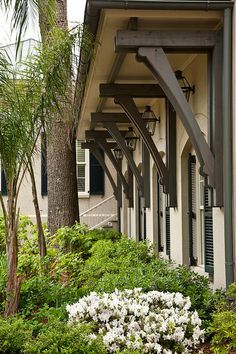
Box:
(47, 126, 79, 234)
(28, 161, 47, 257)
(39, 0, 79, 234)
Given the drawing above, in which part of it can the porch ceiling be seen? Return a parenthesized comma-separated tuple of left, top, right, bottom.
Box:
(77, 8, 223, 140)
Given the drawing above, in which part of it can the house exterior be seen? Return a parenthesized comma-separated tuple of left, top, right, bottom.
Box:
(76, 0, 235, 289)
(0, 39, 117, 229)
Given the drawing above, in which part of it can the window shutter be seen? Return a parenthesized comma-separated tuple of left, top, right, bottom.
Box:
(41, 133, 48, 196)
(1, 169, 7, 196)
(89, 150, 104, 195)
(157, 182, 164, 252)
(188, 154, 197, 266)
(204, 187, 214, 274)
(166, 206, 170, 256)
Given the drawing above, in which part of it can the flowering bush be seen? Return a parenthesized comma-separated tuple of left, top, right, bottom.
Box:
(67, 289, 204, 353)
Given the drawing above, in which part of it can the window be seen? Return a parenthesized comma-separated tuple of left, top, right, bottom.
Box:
(76, 141, 90, 196)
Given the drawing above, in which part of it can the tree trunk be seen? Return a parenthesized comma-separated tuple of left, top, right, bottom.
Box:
(4, 185, 21, 317)
(39, 0, 79, 235)
(47, 127, 79, 234)
(28, 161, 47, 257)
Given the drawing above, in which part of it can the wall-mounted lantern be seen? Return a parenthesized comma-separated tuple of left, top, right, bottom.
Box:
(125, 127, 139, 151)
(175, 70, 195, 102)
(142, 105, 160, 136)
(113, 147, 123, 160)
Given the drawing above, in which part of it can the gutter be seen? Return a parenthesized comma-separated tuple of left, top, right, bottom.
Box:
(84, 1, 234, 34)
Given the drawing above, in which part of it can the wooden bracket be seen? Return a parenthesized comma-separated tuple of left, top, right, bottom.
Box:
(137, 47, 215, 187)
(94, 137, 130, 200)
(103, 121, 144, 197)
(114, 95, 169, 192)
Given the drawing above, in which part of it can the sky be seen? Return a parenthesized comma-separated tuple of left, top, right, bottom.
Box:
(0, 0, 87, 46)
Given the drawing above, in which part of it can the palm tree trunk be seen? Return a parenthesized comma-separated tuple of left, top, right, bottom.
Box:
(28, 161, 47, 257)
(39, 0, 79, 234)
(4, 184, 21, 317)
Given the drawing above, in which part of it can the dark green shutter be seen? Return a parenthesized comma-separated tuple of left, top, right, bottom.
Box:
(89, 150, 104, 195)
(41, 133, 48, 196)
(204, 187, 214, 274)
(157, 181, 164, 252)
(166, 206, 170, 257)
(188, 154, 197, 266)
(1, 169, 7, 196)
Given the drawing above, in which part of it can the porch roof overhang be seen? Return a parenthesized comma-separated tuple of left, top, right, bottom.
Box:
(76, 6, 224, 140)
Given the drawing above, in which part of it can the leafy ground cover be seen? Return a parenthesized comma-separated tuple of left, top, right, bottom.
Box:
(0, 217, 235, 353)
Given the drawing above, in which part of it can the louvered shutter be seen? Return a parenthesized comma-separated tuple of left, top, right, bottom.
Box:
(76, 142, 87, 193)
(89, 151, 104, 195)
(41, 133, 47, 196)
(1, 169, 7, 196)
(188, 154, 197, 266)
(158, 182, 164, 252)
(166, 206, 170, 256)
(204, 187, 214, 274)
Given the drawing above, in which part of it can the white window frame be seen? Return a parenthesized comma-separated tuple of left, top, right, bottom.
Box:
(76, 141, 90, 198)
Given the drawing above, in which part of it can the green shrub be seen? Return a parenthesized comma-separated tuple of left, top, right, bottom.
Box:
(51, 223, 121, 258)
(79, 237, 221, 327)
(0, 316, 32, 353)
(23, 320, 106, 354)
(210, 310, 236, 353)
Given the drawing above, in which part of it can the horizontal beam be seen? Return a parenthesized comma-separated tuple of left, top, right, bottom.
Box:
(85, 130, 128, 140)
(81, 142, 117, 149)
(100, 83, 165, 98)
(91, 112, 131, 124)
(115, 30, 217, 52)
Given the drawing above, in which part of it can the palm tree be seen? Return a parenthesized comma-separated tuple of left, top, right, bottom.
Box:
(0, 26, 87, 316)
(0, 0, 93, 234)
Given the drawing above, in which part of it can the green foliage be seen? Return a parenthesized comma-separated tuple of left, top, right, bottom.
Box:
(210, 311, 236, 353)
(0, 252, 7, 312)
(0, 223, 225, 352)
(79, 237, 221, 327)
(0, 316, 32, 353)
(0, 217, 6, 253)
(0, 311, 106, 354)
(51, 222, 121, 257)
(23, 322, 106, 354)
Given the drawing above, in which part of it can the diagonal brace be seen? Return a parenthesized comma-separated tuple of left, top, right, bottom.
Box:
(103, 121, 144, 196)
(94, 137, 130, 198)
(114, 95, 169, 192)
(137, 47, 215, 187)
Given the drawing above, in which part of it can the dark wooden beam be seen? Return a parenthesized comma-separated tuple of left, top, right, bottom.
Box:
(103, 121, 144, 196)
(114, 95, 169, 192)
(115, 30, 217, 52)
(166, 101, 177, 207)
(142, 142, 150, 208)
(127, 163, 134, 208)
(137, 47, 215, 187)
(85, 130, 128, 140)
(94, 138, 130, 200)
(212, 31, 223, 206)
(100, 84, 165, 98)
(91, 112, 131, 124)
